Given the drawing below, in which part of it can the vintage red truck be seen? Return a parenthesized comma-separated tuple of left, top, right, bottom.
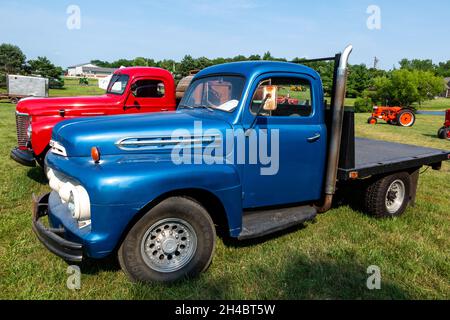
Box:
(11, 67, 176, 167)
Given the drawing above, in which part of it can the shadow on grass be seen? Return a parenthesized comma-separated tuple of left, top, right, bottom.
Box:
(422, 133, 445, 140)
(126, 253, 411, 299)
(27, 167, 47, 184)
(77, 255, 122, 274)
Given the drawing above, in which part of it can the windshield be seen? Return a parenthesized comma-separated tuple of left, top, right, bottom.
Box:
(106, 74, 129, 95)
(179, 75, 245, 112)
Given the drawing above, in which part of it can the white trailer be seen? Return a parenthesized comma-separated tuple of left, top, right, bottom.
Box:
(1, 75, 49, 104)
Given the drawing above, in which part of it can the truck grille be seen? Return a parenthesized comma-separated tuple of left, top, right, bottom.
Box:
(16, 113, 30, 148)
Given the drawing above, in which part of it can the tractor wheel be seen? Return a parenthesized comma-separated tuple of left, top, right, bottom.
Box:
(397, 109, 415, 127)
(367, 117, 377, 125)
(438, 126, 450, 140)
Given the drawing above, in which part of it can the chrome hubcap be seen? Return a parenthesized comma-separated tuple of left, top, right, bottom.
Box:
(385, 179, 405, 214)
(140, 218, 197, 273)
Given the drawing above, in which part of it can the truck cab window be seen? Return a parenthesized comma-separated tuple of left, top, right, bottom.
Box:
(250, 77, 313, 117)
(132, 80, 165, 98)
(180, 76, 245, 112)
(107, 74, 129, 95)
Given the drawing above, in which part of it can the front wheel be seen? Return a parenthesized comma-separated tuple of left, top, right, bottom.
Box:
(118, 197, 216, 283)
(367, 117, 377, 125)
(364, 172, 411, 218)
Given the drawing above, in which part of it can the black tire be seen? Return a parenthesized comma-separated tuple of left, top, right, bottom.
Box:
(387, 119, 398, 125)
(10, 97, 19, 104)
(367, 117, 377, 125)
(364, 172, 411, 218)
(438, 126, 449, 140)
(118, 197, 216, 283)
(396, 109, 415, 127)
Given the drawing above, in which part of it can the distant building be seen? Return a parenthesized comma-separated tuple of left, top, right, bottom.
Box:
(444, 78, 450, 98)
(67, 63, 116, 78)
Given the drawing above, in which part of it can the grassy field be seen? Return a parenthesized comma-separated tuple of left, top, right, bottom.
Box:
(50, 78, 105, 96)
(412, 98, 449, 111)
(0, 84, 449, 300)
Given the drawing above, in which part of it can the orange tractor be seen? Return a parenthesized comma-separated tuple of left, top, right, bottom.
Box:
(437, 109, 450, 140)
(367, 106, 416, 127)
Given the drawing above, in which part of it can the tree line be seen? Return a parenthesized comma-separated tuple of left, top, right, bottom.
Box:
(1, 43, 448, 109)
(92, 54, 449, 110)
(0, 44, 64, 88)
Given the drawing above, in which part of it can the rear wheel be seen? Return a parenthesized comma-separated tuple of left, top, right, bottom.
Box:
(397, 109, 415, 127)
(10, 97, 19, 104)
(367, 117, 377, 125)
(364, 172, 411, 218)
(438, 126, 450, 140)
(118, 197, 216, 283)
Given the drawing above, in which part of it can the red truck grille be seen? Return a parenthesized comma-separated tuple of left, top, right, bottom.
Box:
(16, 113, 30, 148)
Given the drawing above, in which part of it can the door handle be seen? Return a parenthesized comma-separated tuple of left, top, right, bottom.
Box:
(124, 105, 140, 111)
(307, 133, 321, 142)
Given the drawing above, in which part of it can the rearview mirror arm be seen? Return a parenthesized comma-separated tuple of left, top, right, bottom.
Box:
(245, 95, 269, 136)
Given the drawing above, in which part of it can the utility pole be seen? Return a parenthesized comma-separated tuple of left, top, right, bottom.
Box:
(373, 56, 379, 69)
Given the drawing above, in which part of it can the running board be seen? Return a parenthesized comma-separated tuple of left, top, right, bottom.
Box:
(238, 205, 317, 240)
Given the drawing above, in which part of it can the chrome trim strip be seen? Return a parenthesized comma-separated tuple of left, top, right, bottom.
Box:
(115, 135, 222, 151)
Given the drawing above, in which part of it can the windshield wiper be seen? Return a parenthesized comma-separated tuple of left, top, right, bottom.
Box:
(178, 104, 194, 109)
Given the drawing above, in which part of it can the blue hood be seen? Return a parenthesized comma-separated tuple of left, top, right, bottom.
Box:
(52, 110, 233, 157)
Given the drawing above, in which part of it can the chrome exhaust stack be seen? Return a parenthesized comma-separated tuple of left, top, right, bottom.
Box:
(317, 45, 353, 213)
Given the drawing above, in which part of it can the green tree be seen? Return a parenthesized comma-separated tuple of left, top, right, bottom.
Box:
(368, 69, 444, 107)
(27, 56, 65, 88)
(0, 43, 26, 74)
(0, 43, 26, 86)
(399, 59, 435, 72)
(132, 57, 148, 66)
(178, 55, 197, 76)
(436, 60, 450, 78)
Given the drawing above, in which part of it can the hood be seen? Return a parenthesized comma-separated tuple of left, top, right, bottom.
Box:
(16, 94, 123, 116)
(52, 110, 233, 157)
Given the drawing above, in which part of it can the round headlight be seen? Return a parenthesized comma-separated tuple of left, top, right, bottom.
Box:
(64, 185, 91, 221)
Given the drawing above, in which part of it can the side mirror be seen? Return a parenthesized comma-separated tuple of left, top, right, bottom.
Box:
(262, 85, 278, 111)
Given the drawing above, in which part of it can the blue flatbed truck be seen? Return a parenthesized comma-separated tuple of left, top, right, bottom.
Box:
(32, 46, 450, 283)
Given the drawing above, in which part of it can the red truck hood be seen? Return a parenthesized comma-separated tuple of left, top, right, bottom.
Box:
(16, 94, 123, 116)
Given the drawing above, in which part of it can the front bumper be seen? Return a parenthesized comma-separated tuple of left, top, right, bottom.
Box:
(10, 147, 36, 167)
(32, 193, 83, 262)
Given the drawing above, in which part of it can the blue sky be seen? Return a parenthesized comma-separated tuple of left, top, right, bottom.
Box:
(0, 0, 448, 69)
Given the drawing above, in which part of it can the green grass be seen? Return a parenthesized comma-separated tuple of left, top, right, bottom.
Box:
(413, 98, 449, 111)
(50, 78, 105, 97)
(0, 83, 449, 299)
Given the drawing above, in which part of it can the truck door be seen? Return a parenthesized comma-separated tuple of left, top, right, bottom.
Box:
(241, 75, 327, 208)
(124, 78, 169, 113)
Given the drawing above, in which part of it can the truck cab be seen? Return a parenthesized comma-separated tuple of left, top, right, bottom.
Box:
(11, 67, 176, 167)
(32, 46, 450, 283)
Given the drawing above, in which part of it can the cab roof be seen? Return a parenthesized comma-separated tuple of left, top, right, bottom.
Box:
(114, 67, 173, 79)
(195, 61, 320, 80)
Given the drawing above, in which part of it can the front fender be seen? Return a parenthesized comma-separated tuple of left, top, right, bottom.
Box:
(46, 153, 244, 254)
(31, 115, 78, 156)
